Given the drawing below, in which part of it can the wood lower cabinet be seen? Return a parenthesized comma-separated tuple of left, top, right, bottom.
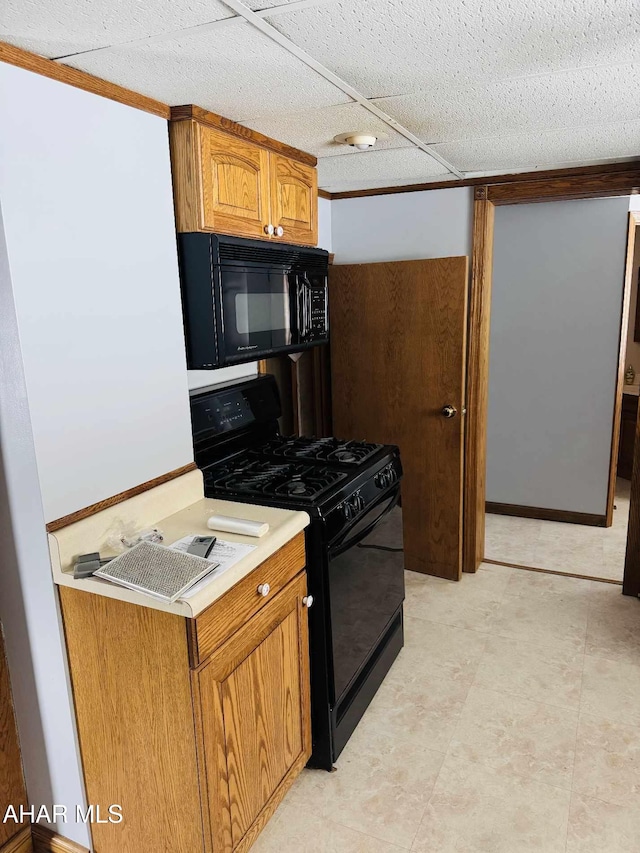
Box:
(0, 625, 29, 853)
(60, 533, 310, 853)
(170, 107, 318, 246)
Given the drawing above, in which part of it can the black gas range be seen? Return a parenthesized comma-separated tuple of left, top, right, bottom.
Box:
(190, 374, 405, 769)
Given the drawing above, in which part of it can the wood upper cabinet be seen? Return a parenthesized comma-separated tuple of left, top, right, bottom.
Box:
(169, 106, 318, 246)
(200, 125, 271, 240)
(60, 533, 310, 853)
(269, 153, 318, 247)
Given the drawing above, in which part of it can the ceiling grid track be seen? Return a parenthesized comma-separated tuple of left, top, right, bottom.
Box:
(220, 0, 464, 179)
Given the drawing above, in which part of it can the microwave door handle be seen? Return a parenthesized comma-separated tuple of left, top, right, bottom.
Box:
(296, 279, 305, 340)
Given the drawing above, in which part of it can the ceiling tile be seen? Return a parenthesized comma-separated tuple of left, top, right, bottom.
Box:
(268, 0, 640, 98)
(0, 0, 234, 58)
(242, 102, 409, 157)
(63, 23, 351, 118)
(372, 64, 640, 144)
(317, 146, 450, 191)
(431, 120, 640, 173)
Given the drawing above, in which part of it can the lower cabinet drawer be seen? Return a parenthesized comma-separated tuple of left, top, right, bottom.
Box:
(188, 532, 306, 666)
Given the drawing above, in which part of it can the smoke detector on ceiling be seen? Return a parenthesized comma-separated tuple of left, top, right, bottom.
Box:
(334, 132, 379, 151)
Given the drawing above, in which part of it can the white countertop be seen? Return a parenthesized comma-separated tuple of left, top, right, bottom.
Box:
(49, 495, 309, 618)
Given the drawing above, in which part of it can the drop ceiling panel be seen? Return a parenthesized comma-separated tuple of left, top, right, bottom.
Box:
(242, 102, 409, 157)
(268, 0, 640, 98)
(0, 0, 234, 58)
(64, 23, 351, 119)
(317, 147, 450, 192)
(373, 65, 640, 144)
(431, 121, 640, 173)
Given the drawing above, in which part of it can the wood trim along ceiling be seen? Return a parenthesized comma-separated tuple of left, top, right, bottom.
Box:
(485, 501, 607, 528)
(483, 558, 622, 586)
(170, 105, 316, 167)
(31, 827, 89, 853)
(45, 462, 197, 532)
(0, 828, 32, 853)
(325, 160, 640, 201)
(0, 41, 170, 118)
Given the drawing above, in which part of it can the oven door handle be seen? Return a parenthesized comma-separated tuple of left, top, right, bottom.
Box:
(329, 486, 401, 558)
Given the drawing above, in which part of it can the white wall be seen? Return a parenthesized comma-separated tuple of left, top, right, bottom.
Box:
(0, 63, 194, 523)
(330, 186, 473, 263)
(318, 195, 332, 252)
(0, 203, 90, 847)
(0, 62, 199, 846)
(486, 196, 630, 515)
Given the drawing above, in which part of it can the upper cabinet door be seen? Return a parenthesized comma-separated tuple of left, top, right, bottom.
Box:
(269, 153, 318, 246)
(200, 125, 271, 239)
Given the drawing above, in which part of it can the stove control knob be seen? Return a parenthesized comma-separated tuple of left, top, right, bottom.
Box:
(374, 472, 385, 489)
(257, 583, 271, 597)
(342, 502, 353, 520)
(356, 493, 366, 512)
(302, 595, 314, 608)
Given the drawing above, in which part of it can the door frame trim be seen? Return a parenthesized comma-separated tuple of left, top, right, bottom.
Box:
(464, 176, 640, 574)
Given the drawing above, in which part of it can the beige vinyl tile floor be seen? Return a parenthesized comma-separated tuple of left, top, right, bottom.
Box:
(253, 562, 640, 853)
(485, 479, 631, 582)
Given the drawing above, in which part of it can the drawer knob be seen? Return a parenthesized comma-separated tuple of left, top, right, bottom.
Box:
(274, 225, 284, 237)
(257, 583, 271, 597)
(264, 223, 274, 236)
(302, 595, 314, 608)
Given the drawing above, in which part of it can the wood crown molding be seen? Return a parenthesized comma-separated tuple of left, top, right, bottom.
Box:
(45, 462, 198, 533)
(170, 105, 317, 167)
(317, 189, 331, 200)
(0, 41, 170, 118)
(324, 159, 640, 201)
(486, 501, 607, 528)
(31, 826, 88, 853)
(0, 827, 32, 853)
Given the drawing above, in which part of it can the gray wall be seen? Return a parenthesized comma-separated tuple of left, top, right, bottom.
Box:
(331, 187, 473, 263)
(486, 196, 630, 515)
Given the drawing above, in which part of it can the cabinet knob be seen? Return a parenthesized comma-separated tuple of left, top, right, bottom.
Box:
(257, 583, 271, 597)
(264, 224, 274, 236)
(302, 595, 314, 608)
(274, 225, 284, 237)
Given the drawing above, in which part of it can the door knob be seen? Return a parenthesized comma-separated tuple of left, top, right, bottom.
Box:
(264, 223, 274, 236)
(441, 405, 457, 418)
(274, 225, 284, 237)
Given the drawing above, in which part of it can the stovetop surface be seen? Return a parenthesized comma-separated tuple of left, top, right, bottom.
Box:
(257, 435, 383, 466)
(204, 452, 349, 504)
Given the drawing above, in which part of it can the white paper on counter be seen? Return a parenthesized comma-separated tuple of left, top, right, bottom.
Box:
(168, 535, 257, 599)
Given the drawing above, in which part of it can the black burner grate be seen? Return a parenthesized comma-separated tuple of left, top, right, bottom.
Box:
(259, 436, 383, 466)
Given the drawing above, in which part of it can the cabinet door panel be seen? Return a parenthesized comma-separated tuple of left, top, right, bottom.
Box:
(200, 126, 270, 238)
(196, 573, 311, 852)
(224, 609, 302, 844)
(269, 154, 318, 246)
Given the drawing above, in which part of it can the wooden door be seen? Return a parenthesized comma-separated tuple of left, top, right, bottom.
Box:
(330, 257, 469, 581)
(195, 573, 311, 852)
(0, 625, 29, 849)
(269, 153, 318, 246)
(200, 125, 271, 239)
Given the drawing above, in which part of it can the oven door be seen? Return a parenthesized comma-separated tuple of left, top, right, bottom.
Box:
(218, 264, 300, 363)
(327, 485, 404, 704)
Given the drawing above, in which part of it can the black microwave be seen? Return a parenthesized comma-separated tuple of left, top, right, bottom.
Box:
(177, 233, 329, 369)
